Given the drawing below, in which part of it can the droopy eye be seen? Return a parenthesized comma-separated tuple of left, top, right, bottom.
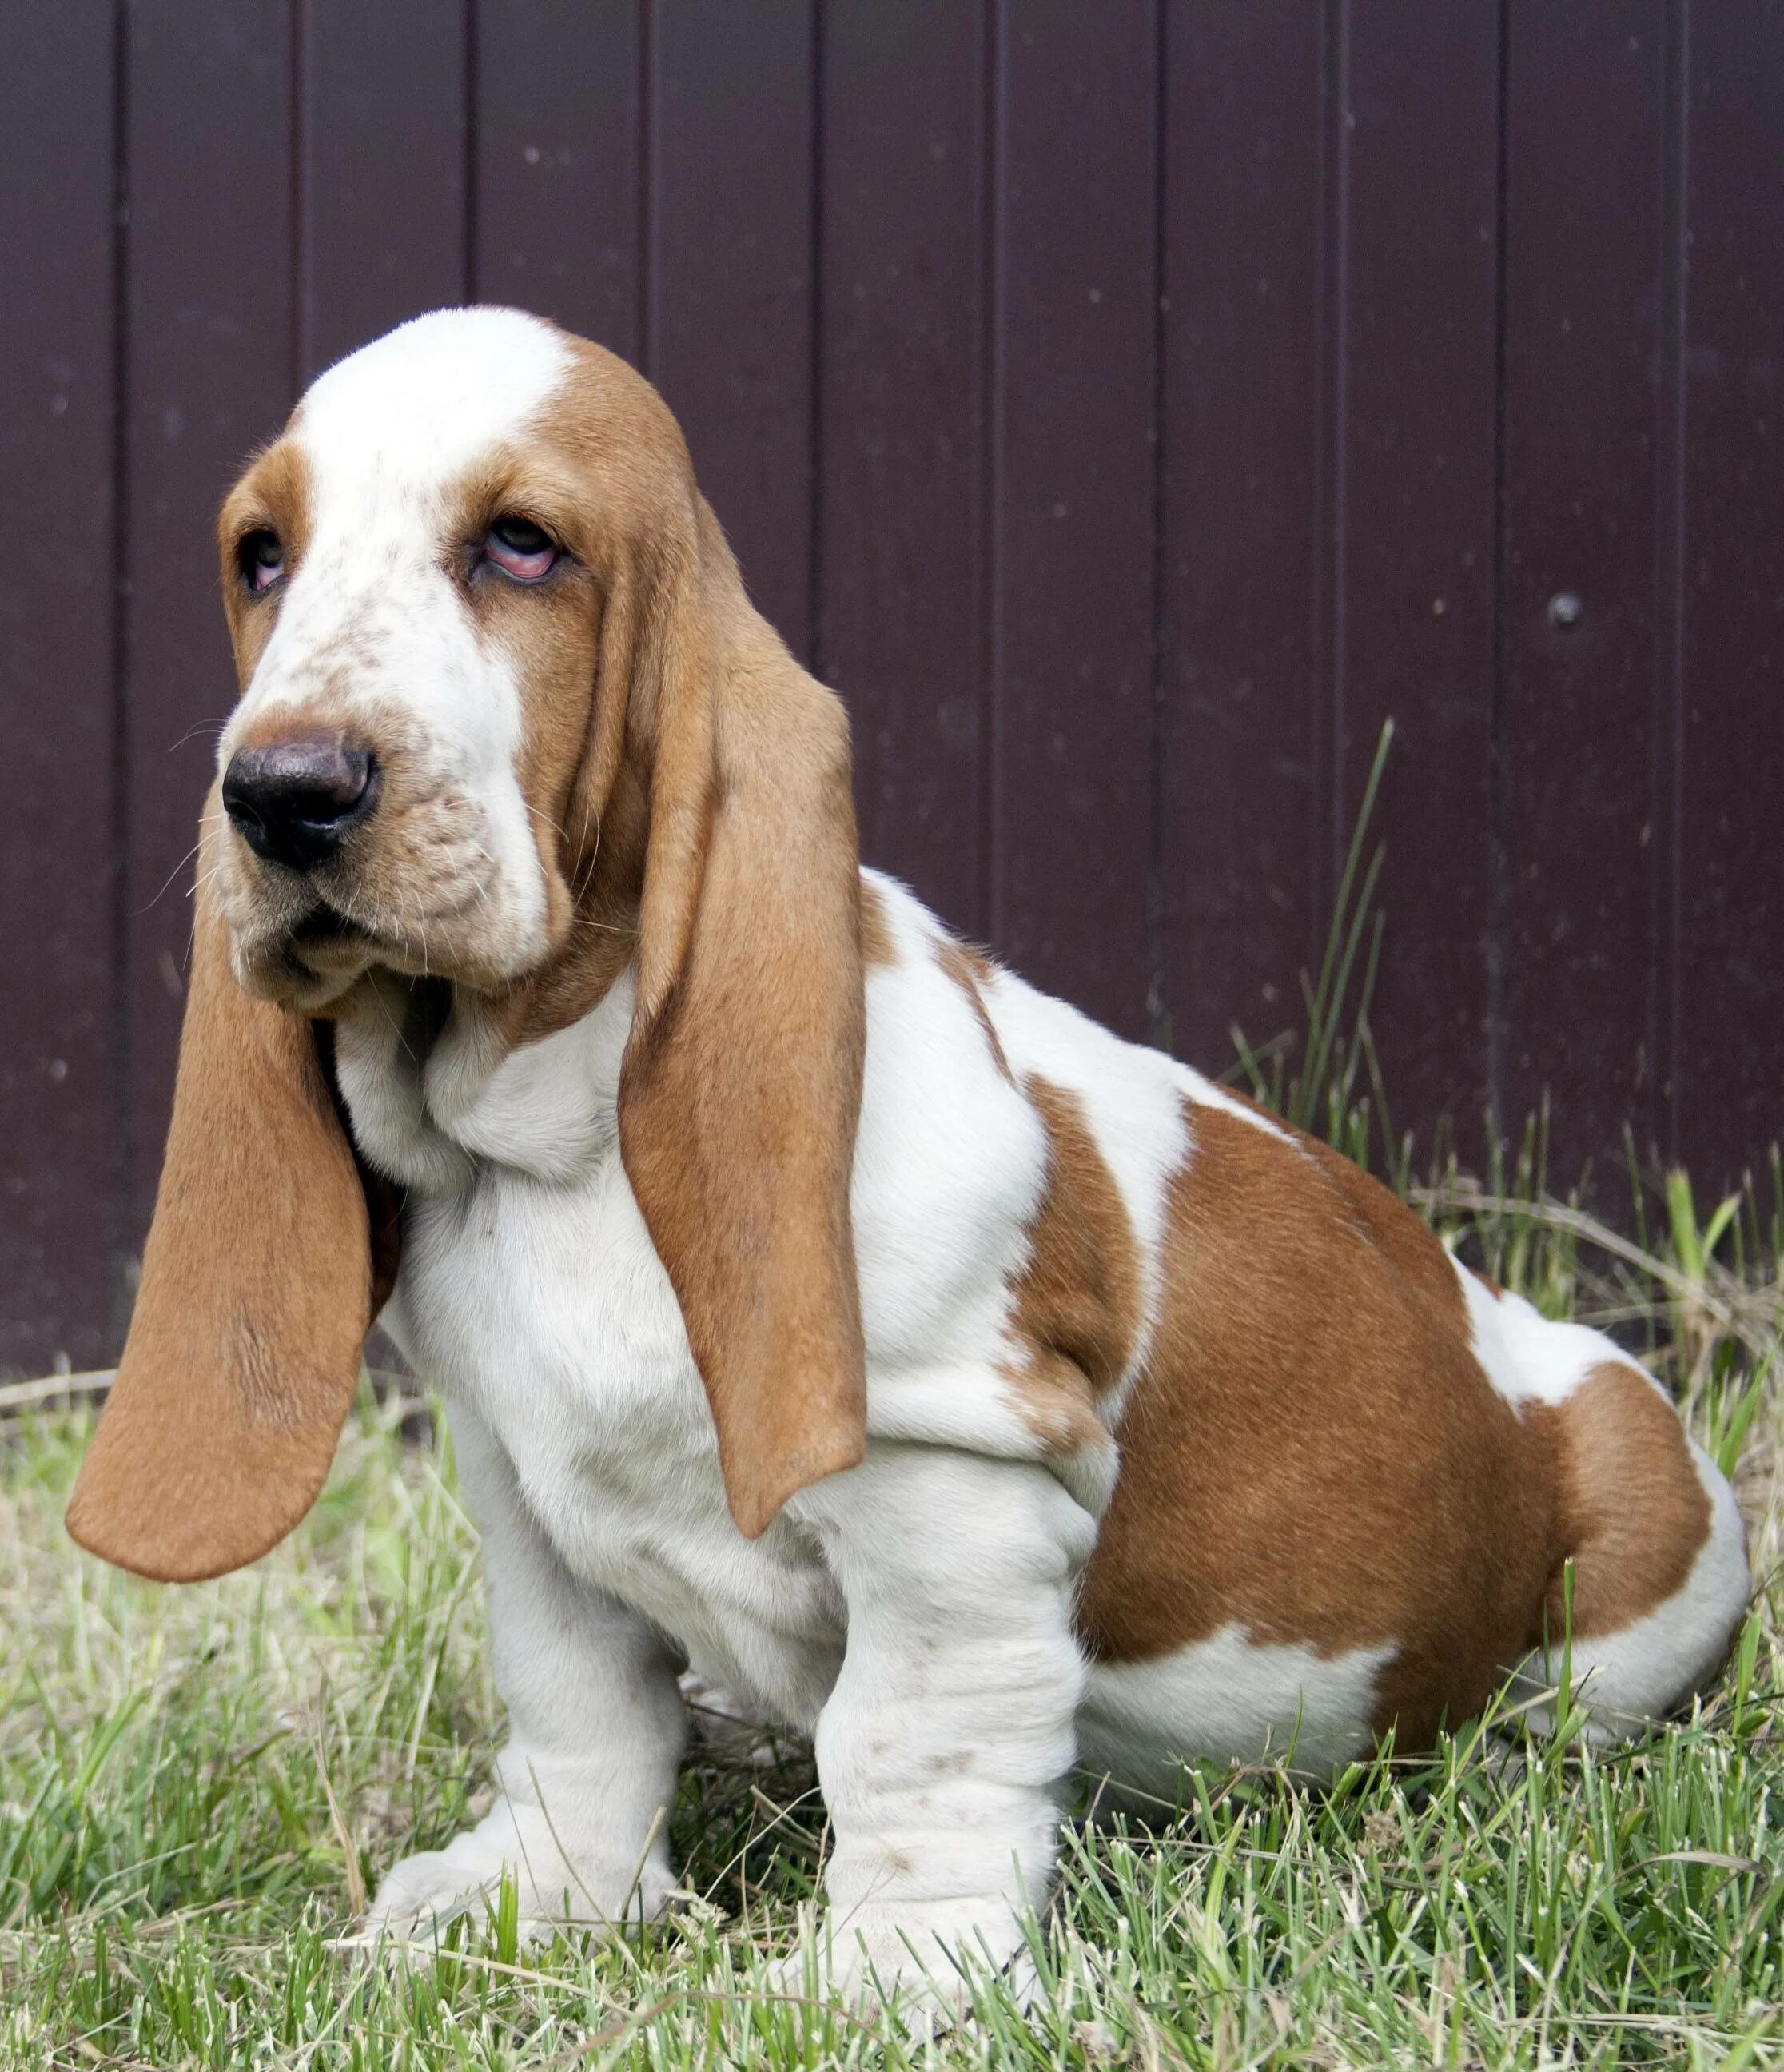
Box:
(484, 514, 559, 582)
(238, 528, 284, 593)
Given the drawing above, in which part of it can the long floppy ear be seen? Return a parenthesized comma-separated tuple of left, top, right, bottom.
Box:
(615, 505, 868, 1538)
(66, 797, 396, 1582)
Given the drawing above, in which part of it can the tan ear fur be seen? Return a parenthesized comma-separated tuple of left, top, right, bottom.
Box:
(616, 503, 869, 1537)
(65, 798, 388, 1581)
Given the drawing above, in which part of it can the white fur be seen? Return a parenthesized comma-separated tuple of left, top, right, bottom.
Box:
(1080, 1626, 1400, 1793)
(256, 314, 1745, 2002)
(347, 874, 1742, 1989)
(980, 960, 1188, 1413)
(1510, 1444, 1750, 1740)
(218, 310, 573, 986)
(1453, 1257, 1750, 1739)
(339, 871, 1746, 1990)
(1455, 1258, 1629, 1410)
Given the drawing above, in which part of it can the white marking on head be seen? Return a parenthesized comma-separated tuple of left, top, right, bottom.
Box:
(297, 307, 574, 506)
(220, 309, 576, 989)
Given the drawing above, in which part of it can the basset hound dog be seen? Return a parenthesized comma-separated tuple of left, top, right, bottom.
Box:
(69, 309, 1748, 2002)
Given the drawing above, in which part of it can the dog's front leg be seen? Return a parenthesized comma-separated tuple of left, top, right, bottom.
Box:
(365, 1403, 687, 1942)
(790, 1444, 1094, 2010)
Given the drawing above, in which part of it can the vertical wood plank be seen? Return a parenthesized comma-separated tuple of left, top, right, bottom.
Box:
(0, 3, 117, 1370)
(1499, 1, 1668, 1185)
(818, 0, 989, 930)
(1157, 2, 1324, 1071)
(1676, 0, 1784, 1191)
(300, 0, 468, 379)
(991, 0, 1157, 1034)
(121, 3, 297, 1247)
(474, 0, 643, 358)
(1332, 2, 1500, 1154)
(649, 0, 816, 656)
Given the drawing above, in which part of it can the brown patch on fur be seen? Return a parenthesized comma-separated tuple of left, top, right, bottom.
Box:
(217, 440, 313, 684)
(1001, 1075, 1140, 1456)
(66, 799, 386, 1582)
(500, 337, 870, 1537)
(437, 444, 615, 972)
(935, 937, 1012, 1083)
(1076, 1099, 1563, 1749)
(859, 876, 898, 969)
(89, 323, 870, 1576)
(1537, 1361, 1711, 1639)
(615, 578, 868, 1534)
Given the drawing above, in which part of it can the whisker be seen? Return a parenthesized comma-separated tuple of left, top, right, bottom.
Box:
(136, 839, 205, 917)
(169, 717, 231, 754)
(526, 799, 577, 848)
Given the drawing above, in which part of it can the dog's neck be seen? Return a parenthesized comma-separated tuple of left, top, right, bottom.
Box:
(332, 964, 634, 1194)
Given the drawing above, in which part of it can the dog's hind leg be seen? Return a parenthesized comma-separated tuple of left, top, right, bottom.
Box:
(1512, 1356, 1749, 1741)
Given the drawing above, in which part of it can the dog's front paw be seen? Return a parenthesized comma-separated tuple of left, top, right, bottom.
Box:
(771, 1899, 1038, 2024)
(364, 1802, 673, 1946)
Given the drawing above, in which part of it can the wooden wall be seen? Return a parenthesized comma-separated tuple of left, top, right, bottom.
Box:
(3, 2, 1780, 1373)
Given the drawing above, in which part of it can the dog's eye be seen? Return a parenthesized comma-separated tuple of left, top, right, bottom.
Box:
(238, 528, 284, 594)
(484, 515, 559, 583)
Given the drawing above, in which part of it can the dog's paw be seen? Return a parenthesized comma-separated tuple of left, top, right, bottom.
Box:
(768, 1900, 1038, 2027)
(363, 1802, 673, 1947)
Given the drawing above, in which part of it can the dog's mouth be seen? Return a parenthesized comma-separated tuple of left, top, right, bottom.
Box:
(221, 803, 547, 1006)
(291, 902, 378, 954)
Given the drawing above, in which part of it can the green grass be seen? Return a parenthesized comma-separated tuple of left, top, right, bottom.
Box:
(6, 735, 1782, 2068)
(3, 1161, 1781, 2068)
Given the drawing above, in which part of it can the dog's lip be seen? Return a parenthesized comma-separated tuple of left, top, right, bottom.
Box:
(292, 905, 361, 944)
(285, 901, 388, 973)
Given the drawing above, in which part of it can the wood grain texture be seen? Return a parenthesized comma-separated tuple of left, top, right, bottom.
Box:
(1499, 1, 1671, 1184)
(1332, 3, 1499, 1158)
(818, 0, 990, 934)
(473, 0, 644, 358)
(647, 0, 817, 658)
(3, 2, 1782, 1361)
(990, 0, 1159, 1037)
(1675, 0, 1784, 1192)
(0, 2, 118, 1372)
(298, 0, 468, 380)
(1157, 2, 1324, 1071)
(121, 5, 297, 1245)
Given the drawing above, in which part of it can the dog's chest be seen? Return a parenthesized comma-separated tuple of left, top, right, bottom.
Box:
(362, 1015, 846, 1727)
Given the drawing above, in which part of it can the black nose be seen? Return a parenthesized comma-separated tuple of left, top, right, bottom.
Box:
(222, 736, 378, 870)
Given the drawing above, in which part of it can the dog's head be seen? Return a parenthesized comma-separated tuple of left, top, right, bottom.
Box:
(67, 309, 868, 1580)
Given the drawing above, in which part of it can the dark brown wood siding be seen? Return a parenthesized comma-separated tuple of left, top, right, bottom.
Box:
(3, 2, 1779, 1373)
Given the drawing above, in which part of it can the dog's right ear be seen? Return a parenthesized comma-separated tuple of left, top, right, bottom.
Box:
(66, 796, 396, 1582)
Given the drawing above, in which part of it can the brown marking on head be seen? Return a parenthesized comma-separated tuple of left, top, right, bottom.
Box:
(859, 875, 898, 969)
(217, 439, 313, 688)
(1536, 1361, 1712, 1639)
(394, 335, 873, 1536)
(1076, 1098, 1563, 1750)
(999, 1074, 1140, 1457)
(935, 935, 1013, 1084)
(473, 338, 872, 1536)
(76, 320, 870, 1576)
